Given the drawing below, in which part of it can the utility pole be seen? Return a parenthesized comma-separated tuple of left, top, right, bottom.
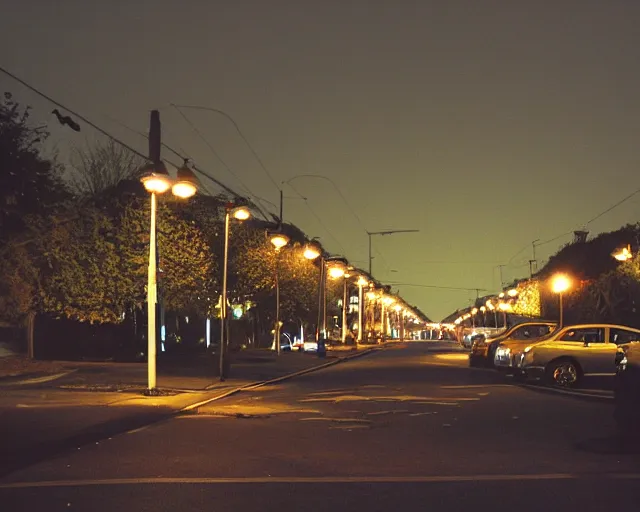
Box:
(497, 264, 506, 289)
(367, 229, 419, 276)
(531, 239, 540, 277)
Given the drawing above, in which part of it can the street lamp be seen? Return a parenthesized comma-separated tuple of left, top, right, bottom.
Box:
(382, 295, 395, 342)
(357, 276, 369, 345)
(270, 231, 290, 355)
(613, 245, 632, 261)
(140, 159, 198, 392)
(551, 273, 571, 328)
(498, 302, 511, 328)
(219, 203, 251, 381)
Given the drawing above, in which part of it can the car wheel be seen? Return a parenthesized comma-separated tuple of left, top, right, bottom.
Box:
(546, 359, 580, 388)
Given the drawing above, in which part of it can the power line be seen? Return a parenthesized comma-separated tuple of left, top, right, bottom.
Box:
(386, 282, 488, 292)
(0, 66, 271, 207)
(170, 105, 256, 200)
(284, 180, 346, 254)
(170, 104, 282, 193)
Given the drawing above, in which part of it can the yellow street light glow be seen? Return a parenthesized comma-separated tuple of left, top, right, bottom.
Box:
(383, 296, 395, 305)
(366, 291, 377, 300)
(141, 173, 172, 194)
(471, 308, 478, 315)
(480, 306, 486, 312)
(171, 161, 199, 198)
(171, 181, 197, 198)
(394, 305, 402, 312)
(551, 273, 571, 294)
(357, 276, 368, 287)
(498, 302, 511, 311)
(499, 292, 505, 298)
(613, 245, 632, 262)
(303, 245, 321, 260)
(508, 289, 518, 297)
(485, 300, 493, 308)
(232, 206, 251, 221)
(270, 233, 289, 250)
(328, 266, 345, 279)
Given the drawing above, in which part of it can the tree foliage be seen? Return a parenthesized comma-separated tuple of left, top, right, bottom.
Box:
(68, 138, 144, 197)
(0, 92, 68, 240)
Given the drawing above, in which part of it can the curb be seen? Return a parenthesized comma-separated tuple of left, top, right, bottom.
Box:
(519, 383, 614, 401)
(182, 344, 384, 412)
(0, 369, 78, 388)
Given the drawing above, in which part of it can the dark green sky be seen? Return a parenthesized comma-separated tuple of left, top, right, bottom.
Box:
(1, 0, 639, 320)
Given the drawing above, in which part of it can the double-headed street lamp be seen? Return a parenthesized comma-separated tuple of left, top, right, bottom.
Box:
(219, 203, 251, 381)
(140, 159, 199, 392)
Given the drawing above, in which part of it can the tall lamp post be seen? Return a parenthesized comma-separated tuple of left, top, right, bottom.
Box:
(551, 273, 571, 328)
(269, 233, 290, 355)
(140, 160, 199, 392)
(219, 204, 251, 381)
(356, 276, 368, 346)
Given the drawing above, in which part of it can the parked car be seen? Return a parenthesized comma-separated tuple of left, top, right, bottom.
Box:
(512, 324, 640, 387)
(470, 322, 556, 368)
(614, 343, 640, 436)
(462, 327, 502, 350)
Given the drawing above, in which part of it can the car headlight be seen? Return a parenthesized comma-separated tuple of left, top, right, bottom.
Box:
(496, 347, 510, 357)
(523, 345, 533, 353)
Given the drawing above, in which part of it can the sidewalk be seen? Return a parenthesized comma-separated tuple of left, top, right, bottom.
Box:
(0, 347, 370, 392)
(0, 345, 382, 478)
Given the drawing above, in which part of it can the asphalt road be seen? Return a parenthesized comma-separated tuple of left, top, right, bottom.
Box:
(1, 341, 639, 511)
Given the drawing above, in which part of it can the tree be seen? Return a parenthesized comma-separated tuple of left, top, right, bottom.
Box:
(68, 138, 144, 197)
(0, 92, 68, 240)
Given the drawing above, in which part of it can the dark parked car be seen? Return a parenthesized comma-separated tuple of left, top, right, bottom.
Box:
(614, 343, 640, 437)
(469, 321, 556, 368)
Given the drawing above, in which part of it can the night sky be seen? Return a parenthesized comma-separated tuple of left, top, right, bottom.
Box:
(1, 1, 639, 320)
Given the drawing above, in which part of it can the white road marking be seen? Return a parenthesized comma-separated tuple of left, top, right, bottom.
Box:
(441, 384, 513, 389)
(3, 473, 638, 489)
(298, 417, 371, 423)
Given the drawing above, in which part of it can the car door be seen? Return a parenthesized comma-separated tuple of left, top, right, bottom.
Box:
(609, 328, 640, 372)
(553, 327, 607, 375)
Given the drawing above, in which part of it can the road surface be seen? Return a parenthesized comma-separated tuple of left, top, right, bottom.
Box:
(1, 341, 638, 511)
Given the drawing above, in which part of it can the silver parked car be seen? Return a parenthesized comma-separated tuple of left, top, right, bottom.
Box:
(513, 324, 640, 387)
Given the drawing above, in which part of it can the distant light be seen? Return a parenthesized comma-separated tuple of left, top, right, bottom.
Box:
(328, 266, 345, 279)
(508, 289, 518, 297)
(232, 206, 251, 221)
(303, 244, 321, 260)
(613, 246, 632, 261)
(270, 233, 289, 250)
(551, 273, 571, 294)
(357, 276, 368, 287)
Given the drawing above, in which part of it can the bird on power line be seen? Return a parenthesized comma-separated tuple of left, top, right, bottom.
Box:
(51, 109, 81, 132)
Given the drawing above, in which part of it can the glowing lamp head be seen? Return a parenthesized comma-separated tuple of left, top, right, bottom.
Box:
(328, 266, 345, 279)
(394, 305, 402, 312)
(613, 246, 632, 262)
(366, 291, 377, 300)
(270, 233, 289, 250)
(508, 289, 518, 297)
(171, 160, 199, 198)
(303, 244, 321, 260)
(551, 273, 571, 294)
(480, 306, 486, 312)
(471, 308, 478, 315)
(499, 292, 505, 298)
(231, 206, 251, 221)
(140, 160, 172, 194)
(357, 276, 368, 287)
(498, 302, 511, 312)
